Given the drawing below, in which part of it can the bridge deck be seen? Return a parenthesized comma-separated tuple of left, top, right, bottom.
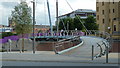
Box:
(61, 36, 106, 59)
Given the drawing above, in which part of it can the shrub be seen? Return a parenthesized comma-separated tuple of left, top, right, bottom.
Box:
(2, 32, 14, 38)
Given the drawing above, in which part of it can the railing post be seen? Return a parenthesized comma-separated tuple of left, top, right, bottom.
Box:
(92, 45, 94, 60)
(54, 43, 58, 54)
(86, 32, 87, 36)
(97, 43, 103, 57)
(8, 39, 12, 52)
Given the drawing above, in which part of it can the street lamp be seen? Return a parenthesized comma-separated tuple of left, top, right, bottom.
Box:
(31, 0, 35, 54)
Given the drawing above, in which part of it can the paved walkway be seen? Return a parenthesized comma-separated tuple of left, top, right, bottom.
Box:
(1, 36, 119, 64)
(61, 36, 104, 58)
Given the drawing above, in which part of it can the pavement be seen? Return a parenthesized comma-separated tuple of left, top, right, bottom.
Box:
(0, 36, 119, 65)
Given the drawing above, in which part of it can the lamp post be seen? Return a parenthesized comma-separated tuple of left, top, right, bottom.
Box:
(31, 0, 35, 54)
(56, 0, 59, 41)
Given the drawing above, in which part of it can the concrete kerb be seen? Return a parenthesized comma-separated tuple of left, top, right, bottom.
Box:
(57, 40, 84, 54)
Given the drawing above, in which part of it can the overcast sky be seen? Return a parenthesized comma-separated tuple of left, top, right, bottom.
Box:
(0, 0, 96, 26)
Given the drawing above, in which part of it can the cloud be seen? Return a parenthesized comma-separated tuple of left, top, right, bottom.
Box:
(0, 2, 18, 8)
(0, 0, 96, 26)
(0, 1, 18, 25)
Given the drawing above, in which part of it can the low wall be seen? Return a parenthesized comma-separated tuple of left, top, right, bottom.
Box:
(36, 42, 55, 51)
(36, 40, 81, 51)
(110, 40, 120, 53)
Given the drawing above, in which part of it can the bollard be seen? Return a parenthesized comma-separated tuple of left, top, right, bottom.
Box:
(92, 45, 94, 60)
(106, 46, 109, 63)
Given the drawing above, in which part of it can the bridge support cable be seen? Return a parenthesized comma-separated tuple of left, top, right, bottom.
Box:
(65, 0, 90, 35)
(47, 0, 53, 36)
(56, 0, 59, 41)
(59, 12, 67, 31)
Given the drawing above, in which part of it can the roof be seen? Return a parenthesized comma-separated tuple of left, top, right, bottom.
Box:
(75, 9, 96, 13)
(35, 25, 50, 28)
(58, 9, 96, 18)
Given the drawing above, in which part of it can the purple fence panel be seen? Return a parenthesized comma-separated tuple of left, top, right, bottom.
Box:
(53, 33, 56, 36)
(10, 36, 19, 41)
(24, 34, 29, 39)
(0, 39, 2, 44)
(18, 35, 22, 39)
(37, 33, 39, 36)
(46, 33, 48, 36)
(79, 32, 85, 36)
(2, 37, 9, 43)
(40, 33, 43, 36)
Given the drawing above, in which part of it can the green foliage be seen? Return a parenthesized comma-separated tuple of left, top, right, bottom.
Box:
(38, 30, 42, 33)
(84, 15, 98, 30)
(11, 1, 32, 35)
(58, 15, 98, 31)
(84, 23, 98, 30)
(1, 32, 14, 38)
(0, 49, 6, 52)
(73, 16, 83, 30)
(59, 16, 83, 30)
(85, 15, 95, 23)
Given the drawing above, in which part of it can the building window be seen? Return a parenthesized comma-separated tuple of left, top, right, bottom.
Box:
(114, 25, 116, 31)
(97, 15, 99, 20)
(109, 19, 111, 22)
(109, 1, 110, 4)
(109, 9, 110, 13)
(102, 10, 104, 14)
(113, 0, 114, 4)
(97, 7, 99, 12)
(102, 2, 104, 6)
(96, 2, 98, 3)
(113, 9, 115, 13)
(103, 19, 105, 24)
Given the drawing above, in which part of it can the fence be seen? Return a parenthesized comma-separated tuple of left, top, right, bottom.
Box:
(0, 30, 85, 44)
(89, 31, 112, 63)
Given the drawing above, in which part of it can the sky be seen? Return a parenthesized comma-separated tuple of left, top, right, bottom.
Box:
(0, 0, 96, 26)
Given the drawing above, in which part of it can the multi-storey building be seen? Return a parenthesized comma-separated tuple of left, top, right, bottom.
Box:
(58, 9, 96, 19)
(96, 0, 120, 39)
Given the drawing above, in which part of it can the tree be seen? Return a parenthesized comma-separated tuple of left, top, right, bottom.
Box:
(11, 1, 32, 52)
(85, 15, 95, 23)
(73, 16, 83, 30)
(84, 15, 98, 30)
(59, 16, 83, 30)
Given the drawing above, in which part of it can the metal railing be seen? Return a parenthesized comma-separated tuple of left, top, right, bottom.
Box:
(90, 31, 112, 63)
(53, 36, 81, 54)
(36, 30, 85, 37)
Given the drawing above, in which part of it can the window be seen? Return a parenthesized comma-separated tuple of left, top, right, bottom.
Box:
(113, 0, 114, 4)
(96, 0, 99, 3)
(109, 9, 110, 13)
(102, 10, 104, 14)
(113, 9, 115, 13)
(102, 2, 104, 6)
(103, 19, 105, 24)
(114, 25, 116, 31)
(97, 7, 99, 12)
(109, 19, 111, 22)
(97, 15, 99, 20)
